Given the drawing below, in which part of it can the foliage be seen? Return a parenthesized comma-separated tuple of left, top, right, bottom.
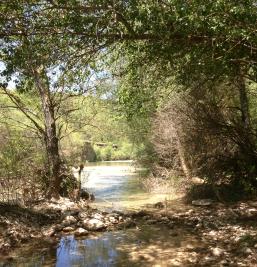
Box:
(1, 0, 257, 200)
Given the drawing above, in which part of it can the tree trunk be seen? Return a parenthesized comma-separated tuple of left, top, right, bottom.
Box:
(234, 67, 257, 184)
(176, 132, 191, 179)
(236, 74, 251, 132)
(33, 66, 62, 198)
(234, 69, 254, 151)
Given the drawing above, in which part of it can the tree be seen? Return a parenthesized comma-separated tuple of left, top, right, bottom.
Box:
(1, 0, 257, 196)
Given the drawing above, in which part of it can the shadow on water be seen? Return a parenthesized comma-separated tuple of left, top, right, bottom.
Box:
(2, 161, 190, 267)
(3, 224, 203, 267)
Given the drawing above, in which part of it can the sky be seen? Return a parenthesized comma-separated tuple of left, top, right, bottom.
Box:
(0, 61, 16, 89)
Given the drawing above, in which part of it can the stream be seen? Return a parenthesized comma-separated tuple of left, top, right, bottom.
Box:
(2, 161, 197, 267)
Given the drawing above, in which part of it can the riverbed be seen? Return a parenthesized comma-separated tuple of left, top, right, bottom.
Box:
(1, 161, 193, 267)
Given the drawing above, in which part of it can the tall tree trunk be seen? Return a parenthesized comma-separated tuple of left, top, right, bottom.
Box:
(33, 66, 62, 198)
(234, 68, 254, 150)
(236, 73, 251, 132)
(175, 130, 191, 179)
(234, 66, 257, 184)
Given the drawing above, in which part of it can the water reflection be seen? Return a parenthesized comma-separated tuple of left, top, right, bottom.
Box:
(81, 161, 168, 210)
(2, 162, 187, 267)
(4, 223, 202, 267)
(56, 234, 122, 267)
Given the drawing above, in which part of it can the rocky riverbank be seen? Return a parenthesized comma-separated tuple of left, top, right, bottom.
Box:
(131, 199, 257, 266)
(1, 198, 257, 266)
(0, 197, 135, 258)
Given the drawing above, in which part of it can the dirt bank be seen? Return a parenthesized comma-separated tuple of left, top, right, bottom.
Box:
(1, 198, 257, 266)
(0, 198, 134, 259)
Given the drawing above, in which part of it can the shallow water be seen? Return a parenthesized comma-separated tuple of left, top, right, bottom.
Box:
(5, 224, 200, 267)
(2, 161, 196, 267)
(80, 161, 170, 210)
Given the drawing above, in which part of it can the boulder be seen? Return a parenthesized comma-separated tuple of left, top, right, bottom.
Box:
(83, 218, 106, 231)
(74, 228, 89, 237)
(93, 213, 104, 220)
(62, 215, 77, 226)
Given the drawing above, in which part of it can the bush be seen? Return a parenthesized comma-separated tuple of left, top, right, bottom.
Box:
(149, 83, 257, 200)
(0, 127, 47, 203)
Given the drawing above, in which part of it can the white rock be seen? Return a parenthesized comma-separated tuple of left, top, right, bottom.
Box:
(191, 177, 205, 184)
(74, 228, 89, 236)
(93, 213, 104, 220)
(211, 247, 224, 257)
(83, 218, 106, 231)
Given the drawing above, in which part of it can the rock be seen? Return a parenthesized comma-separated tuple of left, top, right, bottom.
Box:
(130, 210, 148, 218)
(196, 223, 203, 229)
(74, 228, 89, 237)
(108, 216, 118, 224)
(54, 224, 63, 232)
(211, 247, 224, 257)
(111, 210, 124, 215)
(42, 227, 55, 237)
(192, 199, 213, 206)
(83, 219, 106, 231)
(154, 202, 165, 209)
(107, 213, 119, 219)
(62, 226, 74, 232)
(62, 215, 77, 226)
(240, 247, 253, 255)
(117, 219, 136, 229)
(93, 213, 104, 220)
(69, 210, 80, 216)
(79, 212, 88, 219)
(160, 216, 170, 223)
(191, 177, 205, 184)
